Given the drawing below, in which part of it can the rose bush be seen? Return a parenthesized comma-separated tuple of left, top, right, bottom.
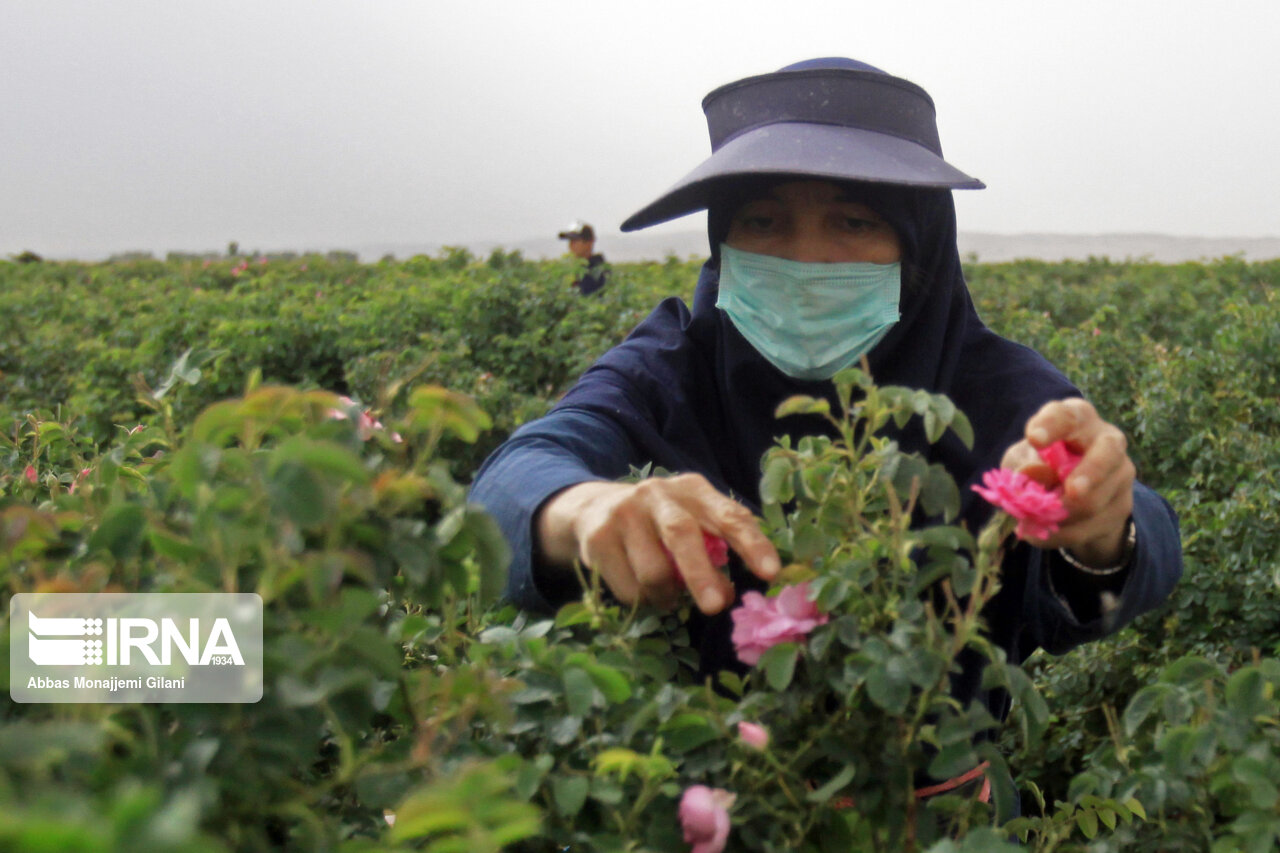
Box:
(3, 252, 1280, 850)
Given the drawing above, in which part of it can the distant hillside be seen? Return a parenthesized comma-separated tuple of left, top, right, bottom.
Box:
(956, 232, 1280, 263)
(360, 231, 1280, 264)
(28, 231, 1280, 265)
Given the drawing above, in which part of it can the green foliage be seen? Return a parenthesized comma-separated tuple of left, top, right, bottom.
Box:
(1039, 655, 1280, 853)
(0, 252, 688, 478)
(1, 251, 1279, 849)
(426, 370, 1031, 852)
(1, 378, 518, 850)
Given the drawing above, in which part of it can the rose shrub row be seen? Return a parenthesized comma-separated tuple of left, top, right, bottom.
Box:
(2, 252, 1279, 850)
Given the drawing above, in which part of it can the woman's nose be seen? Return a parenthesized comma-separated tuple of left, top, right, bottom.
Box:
(776, 230, 838, 264)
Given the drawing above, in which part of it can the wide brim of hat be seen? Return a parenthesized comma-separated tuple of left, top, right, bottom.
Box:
(620, 122, 983, 232)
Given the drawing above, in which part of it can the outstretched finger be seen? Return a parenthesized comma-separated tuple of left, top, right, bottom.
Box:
(681, 478, 779, 584)
(653, 503, 733, 614)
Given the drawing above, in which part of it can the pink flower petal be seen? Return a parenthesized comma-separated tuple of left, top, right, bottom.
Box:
(730, 582, 827, 666)
(1038, 440, 1082, 482)
(737, 722, 769, 750)
(703, 533, 729, 568)
(972, 468, 1069, 540)
(679, 786, 735, 853)
(663, 532, 731, 588)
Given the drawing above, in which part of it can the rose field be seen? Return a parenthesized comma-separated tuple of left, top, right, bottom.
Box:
(2, 250, 1279, 852)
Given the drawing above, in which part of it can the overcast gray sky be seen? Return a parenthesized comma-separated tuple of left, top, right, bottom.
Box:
(4, 0, 1279, 259)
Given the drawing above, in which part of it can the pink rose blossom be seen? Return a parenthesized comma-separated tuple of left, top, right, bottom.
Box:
(328, 397, 354, 421)
(24, 465, 38, 485)
(702, 533, 729, 567)
(737, 722, 769, 750)
(1038, 440, 1082, 482)
(357, 410, 382, 439)
(665, 532, 729, 568)
(971, 469, 1069, 540)
(68, 467, 92, 495)
(663, 532, 730, 588)
(730, 581, 828, 666)
(679, 785, 735, 853)
(328, 397, 402, 443)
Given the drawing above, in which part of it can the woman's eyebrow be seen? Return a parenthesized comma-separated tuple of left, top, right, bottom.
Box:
(831, 194, 884, 219)
(831, 191, 867, 204)
(733, 188, 782, 207)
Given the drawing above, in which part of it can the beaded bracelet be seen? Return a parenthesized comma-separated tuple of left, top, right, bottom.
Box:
(1058, 516, 1136, 576)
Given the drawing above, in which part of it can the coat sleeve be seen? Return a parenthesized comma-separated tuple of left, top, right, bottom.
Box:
(467, 407, 644, 613)
(1027, 481, 1183, 655)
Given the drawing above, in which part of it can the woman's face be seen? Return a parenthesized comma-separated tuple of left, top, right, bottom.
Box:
(724, 180, 902, 264)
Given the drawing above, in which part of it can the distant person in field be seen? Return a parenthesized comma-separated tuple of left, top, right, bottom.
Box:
(474, 58, 1182, 813)
(558, 220, 608, 295)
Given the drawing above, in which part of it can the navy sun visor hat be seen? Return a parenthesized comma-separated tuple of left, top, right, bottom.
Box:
(620, 58, 984, 232)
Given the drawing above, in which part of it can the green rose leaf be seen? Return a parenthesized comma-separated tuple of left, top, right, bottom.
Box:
(759, 643, 799, 691)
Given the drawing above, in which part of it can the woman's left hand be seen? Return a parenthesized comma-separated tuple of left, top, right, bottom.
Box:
(1000, 398, 1134, 567)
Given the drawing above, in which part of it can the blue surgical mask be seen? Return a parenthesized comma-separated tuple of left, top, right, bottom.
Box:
(715, 244, 902, 381)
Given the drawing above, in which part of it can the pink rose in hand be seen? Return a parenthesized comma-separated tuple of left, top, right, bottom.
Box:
(730, 581, 828, 666)
(1038, 439, 1082, 482)
(664, 532, 730, 588)
(971, 469, 1069, 540)
(663, 532, 729, 568)
(737, 721, 769, 750)
(679, 785, 735, 853)
(702, 533, 729, 567)
(24, 465, 38, 485)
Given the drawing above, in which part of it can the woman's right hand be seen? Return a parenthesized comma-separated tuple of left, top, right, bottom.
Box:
(535, 474, 780, 614)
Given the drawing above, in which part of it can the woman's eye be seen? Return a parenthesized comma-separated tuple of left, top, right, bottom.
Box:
(740, 215, 775, 231)
(842, 217, 876, 231)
